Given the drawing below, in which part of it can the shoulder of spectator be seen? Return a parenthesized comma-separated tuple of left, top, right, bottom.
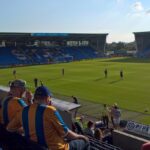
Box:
(46, 105, 56, 111)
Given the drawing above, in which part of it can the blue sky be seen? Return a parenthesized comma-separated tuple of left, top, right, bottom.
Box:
(0, 0, 150, 43)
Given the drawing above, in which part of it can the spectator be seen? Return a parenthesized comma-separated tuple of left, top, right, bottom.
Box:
(72, 96, 79, 118)
(73, 122, 84, 135)
(113, 103, 121, 129)
(0, 79, 27, 126)
(22, 89, 33, 105)
(101, 104, 109, 128)
(0, 123, 47, 150)
(102, 128, 113, 144)
(110, 105, 115, 127)
(84, 120, 95, 137)
(77, 116, 84, 129)
(0, 79, 29, 149)
(8, 80, 12, 87)
(94, 128, 103, 142)
(72, 96, 78, 104)
(7, 86, 90, 150)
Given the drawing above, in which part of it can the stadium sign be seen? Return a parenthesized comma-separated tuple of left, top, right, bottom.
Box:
(125, 121, 150, 138)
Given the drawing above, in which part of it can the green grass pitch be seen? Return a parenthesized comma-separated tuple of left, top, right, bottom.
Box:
(0, 57, 150, 123)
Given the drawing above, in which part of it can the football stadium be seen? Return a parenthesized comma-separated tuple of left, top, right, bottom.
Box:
(0, 31, 150, 150)
(1, 1, 150, 149)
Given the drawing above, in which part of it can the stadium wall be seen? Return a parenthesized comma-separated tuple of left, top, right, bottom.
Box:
(113, 130, 149, 150)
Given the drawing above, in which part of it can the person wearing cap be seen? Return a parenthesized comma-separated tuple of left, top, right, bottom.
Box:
(8, 79, 33, 105)
(0, 79, 30, 149)
(7, 86, 90, 150)
(0, 79, 27, 126)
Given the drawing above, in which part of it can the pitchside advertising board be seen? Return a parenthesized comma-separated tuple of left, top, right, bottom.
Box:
(125, 121, 150, 138)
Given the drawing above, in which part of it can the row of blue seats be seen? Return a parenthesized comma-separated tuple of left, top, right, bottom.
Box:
(0, 46, 98, 66)
(137, 48, 150, 58)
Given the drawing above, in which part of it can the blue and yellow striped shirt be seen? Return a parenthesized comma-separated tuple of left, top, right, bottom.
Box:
(7, 103, 69, 150)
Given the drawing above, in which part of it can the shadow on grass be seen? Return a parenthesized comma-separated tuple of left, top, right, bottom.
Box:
(109, 79, 121, 84)
(94, 77, 105, 81)
(102, 57, 150, 63)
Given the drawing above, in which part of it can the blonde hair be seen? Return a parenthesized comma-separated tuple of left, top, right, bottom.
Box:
(94, 128, 103, 141)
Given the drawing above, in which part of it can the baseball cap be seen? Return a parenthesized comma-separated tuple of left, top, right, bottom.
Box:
(10, 79, 26, 88)
(34, 86, 52, 97)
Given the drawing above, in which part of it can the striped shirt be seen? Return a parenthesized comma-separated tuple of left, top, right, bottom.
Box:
(0, 96, 27, 125)
(7, 103, 69, 150)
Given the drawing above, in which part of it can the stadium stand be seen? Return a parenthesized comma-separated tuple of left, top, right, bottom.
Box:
(134, 31, 150, 58)
(0, 86, 124, 150)
(0, 48, 20, 67)
(137, 48, 150, 58)
(0, 46, 98, 66)
(0, 32, 108, 66)
(88, 135, 122, 150)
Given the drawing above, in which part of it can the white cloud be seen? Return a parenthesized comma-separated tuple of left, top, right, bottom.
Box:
(146, 9, 150, 15)
(128, 1, 150, 17)
(133, 1, 144, 12)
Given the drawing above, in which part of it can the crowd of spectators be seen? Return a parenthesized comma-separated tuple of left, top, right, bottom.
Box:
(10, 46, 97, 66)
(0, 79, 148, 150)
(11, 47, 66, 64)
(0, 79, 90, 150)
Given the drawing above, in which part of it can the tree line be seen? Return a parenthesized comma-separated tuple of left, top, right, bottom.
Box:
(106, 41, 136, 51)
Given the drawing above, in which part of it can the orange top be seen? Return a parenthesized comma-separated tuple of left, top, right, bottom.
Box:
(0, 96, 27, 125)
(7, 103, 69, 150)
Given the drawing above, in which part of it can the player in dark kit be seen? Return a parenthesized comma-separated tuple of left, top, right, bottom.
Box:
(62, 68, 64, 76)
(13, 69, 16, 79)
(120, 70, 123, 79)
(34, 78, 38, 88)
(104, 68, 108, 78)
